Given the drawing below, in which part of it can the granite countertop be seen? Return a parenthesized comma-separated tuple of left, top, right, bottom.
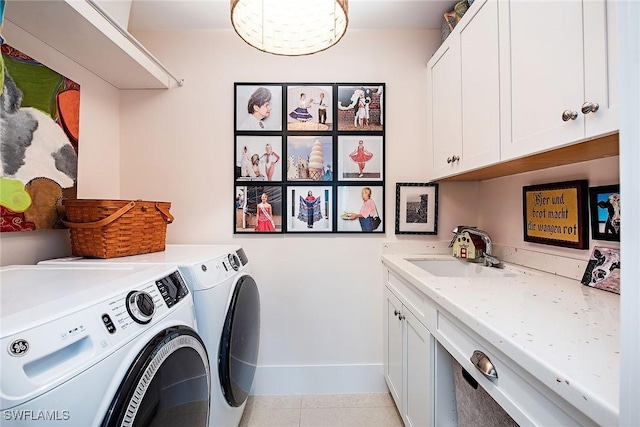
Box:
(381, 253, 620, 427)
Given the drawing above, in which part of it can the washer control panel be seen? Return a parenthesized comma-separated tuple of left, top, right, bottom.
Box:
(155, 270, 189, 308)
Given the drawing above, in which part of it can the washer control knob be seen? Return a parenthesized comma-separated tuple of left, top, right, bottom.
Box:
(228, 253, 241, 271)
(126, 291, 155, 324)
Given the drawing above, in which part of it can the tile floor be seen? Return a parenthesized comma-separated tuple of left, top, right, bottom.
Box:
(239, 393, 403, 427)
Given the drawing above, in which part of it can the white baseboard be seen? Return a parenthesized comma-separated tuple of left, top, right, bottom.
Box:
(250, 364, 387, 395)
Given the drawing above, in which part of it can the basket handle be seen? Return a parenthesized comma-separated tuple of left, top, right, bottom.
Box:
(62, 202, 136, 229)
(155, 203, 174, 224)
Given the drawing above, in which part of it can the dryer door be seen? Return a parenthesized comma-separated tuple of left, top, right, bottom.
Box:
(102, 326, 210, 427)
(219, 275, 260, 407)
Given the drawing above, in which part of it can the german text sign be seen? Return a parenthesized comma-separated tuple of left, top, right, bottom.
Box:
(522, 180, 589, 249)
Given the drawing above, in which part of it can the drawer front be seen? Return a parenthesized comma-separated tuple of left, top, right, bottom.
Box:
(436, 312, 596, 427)
(387, 270, 436, 330)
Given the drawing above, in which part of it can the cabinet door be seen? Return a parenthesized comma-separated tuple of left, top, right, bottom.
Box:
(583, 0, 618, 137)
(458, 0, 500, 171)
(384, 287, 403, 407)
(499, 0, 585, 160)
(428, 34, 462, 178)
(404, 310, 434, 427)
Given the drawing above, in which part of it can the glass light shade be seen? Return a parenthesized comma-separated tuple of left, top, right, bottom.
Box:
(231, 0, 348, 56)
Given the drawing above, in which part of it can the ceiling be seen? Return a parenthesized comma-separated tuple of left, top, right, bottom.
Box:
(128, 0, 454, 31)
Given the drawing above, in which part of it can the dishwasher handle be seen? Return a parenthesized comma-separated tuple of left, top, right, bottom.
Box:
(470, 350, 498, 381)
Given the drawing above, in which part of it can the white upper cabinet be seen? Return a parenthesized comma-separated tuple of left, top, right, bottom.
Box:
(4, 0, 176, 89)
(583, 0, 619, 137)
(499, 0, 618, 160)
(428, 0, 501, 180)
(428, 0, 618, 180)
(428, 35, 463, 179)
(459, 0, 500, 171)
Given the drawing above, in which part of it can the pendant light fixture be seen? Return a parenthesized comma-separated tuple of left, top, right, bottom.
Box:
(230, 0, 349, 56)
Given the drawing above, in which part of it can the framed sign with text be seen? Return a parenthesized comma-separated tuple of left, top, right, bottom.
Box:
(522, 180, 589, 249)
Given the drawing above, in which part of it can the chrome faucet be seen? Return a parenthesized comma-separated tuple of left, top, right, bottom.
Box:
(450, 226, 500, 267)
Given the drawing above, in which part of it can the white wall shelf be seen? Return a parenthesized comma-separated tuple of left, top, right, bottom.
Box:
(4, 0, 180, 89)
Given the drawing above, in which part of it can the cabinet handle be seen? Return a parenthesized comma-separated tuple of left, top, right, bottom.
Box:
(398, 314, 406, 321)
(447, 155, 460, 164)
(394, 309, 400, 317)
(470, 350, 498, 381)
(561, 110, 578, 121)
(581, 101, 600, 115)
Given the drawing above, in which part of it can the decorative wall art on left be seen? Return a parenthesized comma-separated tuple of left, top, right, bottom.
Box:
(1, 43, 80, 232)
(234, 82, 385, 234)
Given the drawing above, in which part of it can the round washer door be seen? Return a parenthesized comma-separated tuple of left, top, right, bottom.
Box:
(219, 275, 260, 407)
(102, 326, 210, 427)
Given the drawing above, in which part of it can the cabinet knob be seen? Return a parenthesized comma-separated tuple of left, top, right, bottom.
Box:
(447, 155, 460, 164)
(581, 101, 600, 114)
(398, 314, 406, 321)
(561, 110, 578, 121)
(394, 309, 400, 317)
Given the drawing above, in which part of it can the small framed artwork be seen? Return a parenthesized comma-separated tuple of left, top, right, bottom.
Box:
(589, 184, 620, 242)
(235, 84, 283, 131)
(286, 136, 333, 181)
(337, 85, 384, 131)
(522, 180, 589, 249)
(337, 185, 384, 233)
(580, 246, 620, 294)
(236, 136, 283, 181)
(286, 85, 333, 131)
(235, 185, 283, 233)
(337, 136, 383, 181)
(395, 183, 438, 235)
(287, 186, 333, 232)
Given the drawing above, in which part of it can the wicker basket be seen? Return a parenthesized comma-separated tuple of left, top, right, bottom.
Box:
(62, 199, 174, 258)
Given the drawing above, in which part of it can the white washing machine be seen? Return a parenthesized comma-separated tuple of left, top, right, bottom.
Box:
(0, 264, 210, 427)
(41, 245, 260, 427)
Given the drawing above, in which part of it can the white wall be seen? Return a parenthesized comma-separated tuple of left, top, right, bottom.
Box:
(0, 22, 121, 266)
(120, 28, 479, 393)
(478, 156, 620, 259)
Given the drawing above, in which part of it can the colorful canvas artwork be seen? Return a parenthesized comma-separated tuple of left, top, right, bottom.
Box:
(1, 43, 80, 232)
(580, 246, 620, 295)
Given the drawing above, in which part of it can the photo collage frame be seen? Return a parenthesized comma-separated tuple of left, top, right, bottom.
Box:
(234, 83, 385, 233)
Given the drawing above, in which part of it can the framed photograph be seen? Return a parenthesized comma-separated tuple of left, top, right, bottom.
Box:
(337, 185, 384, 233)
(337, 135, 383, 181)
(589, 184, 620, 242)
(235, 84, 283, 131)
(235, 136, 283, 181)
(287, 186, 333, 232)
(286, 85, 333, 131)
(235, 185, 283, 233)
(522, 180, 589, 249)
(337, 85, 384, 131)
(395, 183, 438, 235)
(286, 136, 333, 181)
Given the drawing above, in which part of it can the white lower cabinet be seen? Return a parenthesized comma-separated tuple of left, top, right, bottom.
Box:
(383, 266, 600, 426)
(384, 286, 434, 427)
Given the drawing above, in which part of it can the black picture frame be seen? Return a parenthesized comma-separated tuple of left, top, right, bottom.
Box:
(234, 82, 386, 235)
(395, 183, 438, 235)
(235, 185, 284, 234)
(589, 184, 620, 242)
(522, 180, 589, 249)
(337, 185, 384, 233)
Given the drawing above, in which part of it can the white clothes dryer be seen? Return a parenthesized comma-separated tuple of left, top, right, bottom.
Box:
(41, 245, 260, 427)
(0, 264, 210, 427)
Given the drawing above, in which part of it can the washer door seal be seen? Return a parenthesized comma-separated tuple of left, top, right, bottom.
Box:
(102, 326, 210, 427)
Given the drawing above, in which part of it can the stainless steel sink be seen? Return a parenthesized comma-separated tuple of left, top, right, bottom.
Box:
(406, 258, 521, 278)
